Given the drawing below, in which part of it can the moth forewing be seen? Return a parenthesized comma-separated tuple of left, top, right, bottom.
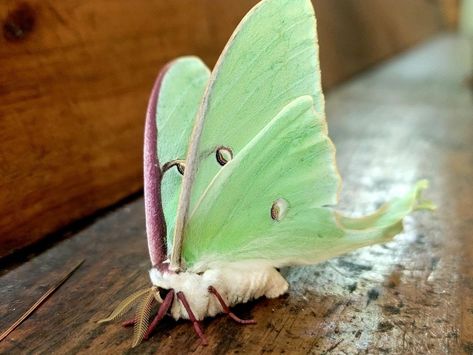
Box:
(148, 58, 210, 270)
(170, 0, 321, 271)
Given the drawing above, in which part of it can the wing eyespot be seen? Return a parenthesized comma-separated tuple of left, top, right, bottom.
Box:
(162, 160, 185, 175)
(271, 198, 289, 221)
(216, 146, 233, 166)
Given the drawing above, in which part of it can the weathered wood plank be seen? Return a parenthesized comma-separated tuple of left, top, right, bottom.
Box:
(1, 34, 471, 354)
(0, 0, 445, 257)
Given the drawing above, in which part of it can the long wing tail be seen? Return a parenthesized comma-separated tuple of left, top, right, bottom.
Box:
(335, 180, 435, 251)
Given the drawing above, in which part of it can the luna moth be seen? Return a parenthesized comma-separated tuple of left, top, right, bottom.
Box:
(99, 0, 434, 347)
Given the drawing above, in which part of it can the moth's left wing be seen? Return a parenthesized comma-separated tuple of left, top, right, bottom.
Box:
(155, 58, 210, 249)
(144, 57, 209, 265)
(182, 97, 431, 271)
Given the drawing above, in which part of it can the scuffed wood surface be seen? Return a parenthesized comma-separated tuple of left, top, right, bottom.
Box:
(1, 34, 472, 354)
(0, 0, 445, 257)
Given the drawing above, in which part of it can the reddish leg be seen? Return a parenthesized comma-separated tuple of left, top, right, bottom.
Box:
(143, 289, 175, 340)
(208, 286, 256, 324)
(176, 291, 208, 346)
(122, 318, 135, 327)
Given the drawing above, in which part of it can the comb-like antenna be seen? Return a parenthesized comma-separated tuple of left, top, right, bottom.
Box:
(144, 65, 172, 267)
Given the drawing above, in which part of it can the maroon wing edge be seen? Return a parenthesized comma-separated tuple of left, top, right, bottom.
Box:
(143, 63, 173, 268)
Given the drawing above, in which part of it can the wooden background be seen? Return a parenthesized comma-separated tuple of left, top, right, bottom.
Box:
(0, 0, 455, 257)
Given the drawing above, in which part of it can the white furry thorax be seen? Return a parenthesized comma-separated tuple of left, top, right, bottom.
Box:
(149, 261, 288, 321)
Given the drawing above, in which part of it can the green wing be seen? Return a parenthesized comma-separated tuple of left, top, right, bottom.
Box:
(155, 57, 209, 245)
(165, 0, 433, 270)
(182, 97, 432, 270)
(189, 0, 324, 210)
(170, 0, 325, 266)
(183, 96, 339, 268)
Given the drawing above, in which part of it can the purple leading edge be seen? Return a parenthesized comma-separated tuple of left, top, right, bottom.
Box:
(143, 64, 172, 268)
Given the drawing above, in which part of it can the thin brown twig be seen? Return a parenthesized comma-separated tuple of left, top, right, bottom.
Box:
(0, 259, 85, 342)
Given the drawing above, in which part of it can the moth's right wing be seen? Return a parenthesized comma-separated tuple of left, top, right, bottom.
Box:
(170, 0, 326, 268)
(183, 96, 431, 271)
(183, 96, 342, 269)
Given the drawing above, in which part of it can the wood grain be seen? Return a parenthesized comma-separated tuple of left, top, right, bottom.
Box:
(0, 0, 448, 257)
(1, 34, 471, 354)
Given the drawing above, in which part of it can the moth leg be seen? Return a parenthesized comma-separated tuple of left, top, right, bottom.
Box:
(176, 291, 208, 346)
(208, 286, 256, 324)
(122, 318, 136, 327)
(143, 289, 175, 340)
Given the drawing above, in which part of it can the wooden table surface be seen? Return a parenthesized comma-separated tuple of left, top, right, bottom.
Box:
(1, 34, 472, 354)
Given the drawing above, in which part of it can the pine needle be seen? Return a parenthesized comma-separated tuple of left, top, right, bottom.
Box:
(97, 287, 152, 324)
(0, 259, 85, 343)
(132, 290, 155, 348)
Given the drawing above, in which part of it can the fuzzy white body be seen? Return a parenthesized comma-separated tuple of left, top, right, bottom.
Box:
(149, 261, 288, 321)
